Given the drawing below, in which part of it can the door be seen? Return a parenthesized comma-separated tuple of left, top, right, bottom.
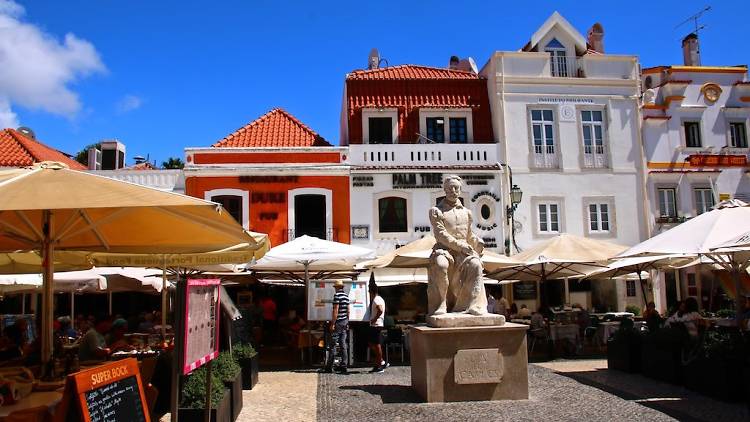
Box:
(294, 194, 326, 239)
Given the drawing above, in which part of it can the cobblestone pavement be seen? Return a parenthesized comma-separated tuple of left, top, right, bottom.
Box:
(241, 370, 318, 421)
(317, 363, 678, 422)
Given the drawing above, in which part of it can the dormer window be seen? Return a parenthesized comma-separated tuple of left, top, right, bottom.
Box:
(545, 38, 569, 77)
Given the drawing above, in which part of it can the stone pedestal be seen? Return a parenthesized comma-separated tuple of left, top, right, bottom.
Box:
(410, 323, 529, 402)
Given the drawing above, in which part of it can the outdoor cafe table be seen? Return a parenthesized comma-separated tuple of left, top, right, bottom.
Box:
(595, 321, 645, 346)
(0, 391, 62, 421)
(548, 324, 580, 345)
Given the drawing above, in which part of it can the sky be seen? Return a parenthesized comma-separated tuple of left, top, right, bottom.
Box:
(1, 0, 748, 166)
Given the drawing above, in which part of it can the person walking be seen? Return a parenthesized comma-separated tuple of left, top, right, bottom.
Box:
(365, 281, 388, 373)
(323, 280, 349, 374)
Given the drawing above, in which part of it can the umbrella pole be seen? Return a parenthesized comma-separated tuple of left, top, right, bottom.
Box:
(21, 293, 25, 314)
(304, 261, 311, 364)
(162, 257, 167, 340)
(732, 259, 743, 320)
(638, 272, 648, 308)
(108, 292, 112, 315)
(41, 210, 54, 371)
(70, 292, 74, 322)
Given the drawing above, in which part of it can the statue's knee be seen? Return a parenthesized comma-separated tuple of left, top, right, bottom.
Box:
(432, 255, 450, 271)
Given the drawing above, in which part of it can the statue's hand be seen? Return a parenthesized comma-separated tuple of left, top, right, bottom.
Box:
(458, 241, 475, 256)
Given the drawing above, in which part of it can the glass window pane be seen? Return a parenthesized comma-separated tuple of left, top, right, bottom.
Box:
(531, 110, 541, 120)
(379, 197, 408, 232)
(581, 111, 591, 121)
(592, 111, 603, 121)
(594, 126, 603, 144)
(533, 125, 542, 143)
(449, 118, 467, 143)
(583, 126, 592, 145)
(544, 125, 554, 146)
(368, 117, 393, 144)
(542, 110, 553, 121)
(426, 117, 445, 143)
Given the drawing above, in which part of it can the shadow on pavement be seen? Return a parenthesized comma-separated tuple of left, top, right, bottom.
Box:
(339, 384, 422, 404)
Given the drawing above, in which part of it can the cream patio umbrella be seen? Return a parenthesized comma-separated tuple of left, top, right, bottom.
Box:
(0, 162, 264, 365)
(619, 199, 750, 317)
(485, 233, 628, 307)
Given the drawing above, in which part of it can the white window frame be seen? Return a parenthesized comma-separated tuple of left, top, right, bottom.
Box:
(588, 203, 611, 233)
(288, 188, 333, 240)
(626, 279, 637, 297)
(656, 187, 677, 218)
(582, 197, 617, 237)
(528, 107, 558, 169)
(362, 108, 398, 144)
(418, 108, 473, 143)
(537, 203, 560, 234)
(682, 120, 703, 149)
(728, 120, 749, 149)
(373, 190, 411, 239)
(544, 39, 569, 77)
(579, 108, 609, 168)
(693, 187, 715, 215)
(204, 188, 250, 230)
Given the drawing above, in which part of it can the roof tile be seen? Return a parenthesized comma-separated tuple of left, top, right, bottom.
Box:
(213, 108, 331, 148)
(346, 65, 480, 81)
(0, 129, 86, 169)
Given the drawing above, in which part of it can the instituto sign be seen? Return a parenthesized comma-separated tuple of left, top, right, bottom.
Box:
(537, 97, 594, 104)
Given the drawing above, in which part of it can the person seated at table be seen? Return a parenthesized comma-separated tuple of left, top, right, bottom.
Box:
(665, 297, 702, 337)
(137, 312, 155, 333)
(0, 319, 28, 360)
(737, 295, 750, 331)
(574, 304, 590, 334)
(78, 318, 111, 361)
(530, 308, 546, 330)
(55, 316, 78, 339)
(106, 319, 134, 353)
(509, 303, 519, 319)
(494, 292, 510, 316)
(642, 301, 662, 331)
(517, 304, 532, 318)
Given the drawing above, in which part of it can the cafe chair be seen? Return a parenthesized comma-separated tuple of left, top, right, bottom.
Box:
(384, 328, 405, 363)
(4, 406, 48, 422)
(139, 357, 158, 386)
(527, 326, 548, 355)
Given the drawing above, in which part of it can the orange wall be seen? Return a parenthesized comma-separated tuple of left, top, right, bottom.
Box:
(185, 175, 350, 247)
(192, 151, 342, 165)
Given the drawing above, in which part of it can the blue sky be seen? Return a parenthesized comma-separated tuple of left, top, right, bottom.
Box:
(3, 1, 748, 165)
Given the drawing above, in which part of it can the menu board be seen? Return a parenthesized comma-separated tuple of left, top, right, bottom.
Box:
(70, 358, 150, 422)
(307, 281, 368, 322)
(183, 278, 220, 375)
(513, 281, 538, 301)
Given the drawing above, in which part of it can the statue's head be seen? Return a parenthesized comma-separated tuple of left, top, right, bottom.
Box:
(443, 175, 462, 200)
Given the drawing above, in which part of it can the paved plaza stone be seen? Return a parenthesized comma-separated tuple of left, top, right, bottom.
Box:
(234, 359, 749, 422)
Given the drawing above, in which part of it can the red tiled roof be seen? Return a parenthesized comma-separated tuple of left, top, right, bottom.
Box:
(0, 128, 86, 169)
(213, 108, 331, 148)
(126, 162, 157, 170)
(346, 65, 479, 80)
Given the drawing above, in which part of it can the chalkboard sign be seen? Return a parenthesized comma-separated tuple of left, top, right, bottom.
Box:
(513, 281, 538, 301)
(183, 278, 220, 374)
(70, 358, 150, 422)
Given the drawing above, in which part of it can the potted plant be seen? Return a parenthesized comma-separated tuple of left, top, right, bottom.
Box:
(179, 365, 231, 422)
(233, 343, 259, 390)
(640, 326, 686, 384)
(215, 352, 243, 421)
(683, 329, 747, 402)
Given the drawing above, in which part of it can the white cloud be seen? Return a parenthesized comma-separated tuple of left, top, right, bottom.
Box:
(0, 0, 106, 126)
(0, 97, 19, 128)
(116, 94, 143, 114)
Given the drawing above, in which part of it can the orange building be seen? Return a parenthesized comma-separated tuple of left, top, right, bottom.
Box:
(184, 109, 350, 247)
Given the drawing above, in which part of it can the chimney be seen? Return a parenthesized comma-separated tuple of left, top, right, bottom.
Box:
(682, 33, 701, 66)
(587, 23, 605, 53)
(368, 48, 380, 70)
(449, 55, 460, 70)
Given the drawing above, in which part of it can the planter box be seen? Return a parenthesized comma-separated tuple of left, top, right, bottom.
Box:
(225, 372, 243, 421)
(239, 355, 259, 390)
(607, 332, 642, 373)
(684, 356, 746, 402)
(178, 388, 231, 422)
(640, 329, 684, 384)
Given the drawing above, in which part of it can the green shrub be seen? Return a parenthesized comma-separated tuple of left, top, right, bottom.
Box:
(181, 366, 225, 409)
(232, 342, 257, 360)
(716, 309, 735, 318)
(625, 305, 641, 316)
(213, 351, 241, 383)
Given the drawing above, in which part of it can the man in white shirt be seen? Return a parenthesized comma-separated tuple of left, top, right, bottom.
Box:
(365, 282, 388, 373)
(494, 293, 509, 316)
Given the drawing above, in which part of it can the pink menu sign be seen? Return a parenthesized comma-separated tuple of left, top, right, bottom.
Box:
(183, 278, 221, 375)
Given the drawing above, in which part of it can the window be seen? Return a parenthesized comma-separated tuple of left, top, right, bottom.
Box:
(426, 117, 445, 143)
(581, 110, 607, 168)
(694, 188, 714, 215)
(449, 118, 468, 143)
(684, 121, 702, 148)
(212, 195, 243, 225)
(368, 117, 393, 144)
(538, 203, 559, 233)
(626, 280, 637, 297)
(531, 109, 557, 168)
(378, 197, 407, 233)
(588, 203, 610, 232)
(729, 122, 748, 148)
(657, 188, 677, 218)
(545, 38, 568, 77)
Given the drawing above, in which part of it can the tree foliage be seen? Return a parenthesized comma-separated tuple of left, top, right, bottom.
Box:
(162, 157, 185, 169)
(74, 143, 100, 166)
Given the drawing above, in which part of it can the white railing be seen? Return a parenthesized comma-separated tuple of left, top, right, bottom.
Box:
(348, 144, 498, 167)
(532, 151, 558, 169)
(88, 169, 184, 192)
(583, 145, 608, 168)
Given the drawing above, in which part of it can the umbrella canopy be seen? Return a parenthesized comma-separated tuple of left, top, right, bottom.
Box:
(586, 254, 699, 280)
(250, 235, 375, 272)
(360, 235, 519, 273)
(0, 251, 92, 274)
(0, 269, 106, 293)
(486, 233, 628, 281)
(0, 162, 264, 365)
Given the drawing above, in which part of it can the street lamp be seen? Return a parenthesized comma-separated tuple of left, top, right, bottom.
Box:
(506, 184, 523, 221)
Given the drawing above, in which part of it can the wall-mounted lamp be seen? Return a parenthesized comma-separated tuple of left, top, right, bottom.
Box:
(506, 184, 523, 222)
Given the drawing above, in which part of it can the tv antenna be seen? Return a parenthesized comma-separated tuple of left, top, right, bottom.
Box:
(675, 6, 711, 37)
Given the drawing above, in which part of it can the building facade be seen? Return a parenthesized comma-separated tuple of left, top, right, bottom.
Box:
(184, 109, 350, 247)
(480, 12, 648, 310)
(641, 35, 750, 312)
(340, 61, 507, 258)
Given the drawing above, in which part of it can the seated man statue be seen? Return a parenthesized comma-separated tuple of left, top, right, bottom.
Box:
(428, 175, 488, 316)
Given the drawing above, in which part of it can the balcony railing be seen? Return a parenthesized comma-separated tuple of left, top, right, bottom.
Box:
(348, 143, 498, 167)
(583, 145, 608, 168)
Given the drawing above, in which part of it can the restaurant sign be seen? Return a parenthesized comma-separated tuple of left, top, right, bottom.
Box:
(392, 173, 443, 189)
(688, 154, 747, 167)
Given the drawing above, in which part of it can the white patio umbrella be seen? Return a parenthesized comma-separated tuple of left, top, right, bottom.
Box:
(618, 199, 750, 317)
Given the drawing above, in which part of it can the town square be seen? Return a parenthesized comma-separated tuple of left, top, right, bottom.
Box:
(0, 1, 749, 421)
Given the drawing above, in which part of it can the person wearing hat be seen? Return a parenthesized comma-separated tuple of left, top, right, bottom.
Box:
(322, 280, 350, 374)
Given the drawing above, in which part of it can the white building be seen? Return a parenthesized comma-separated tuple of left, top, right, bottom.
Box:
(641, 34, 750, 312)
(480, 12, 648, 311)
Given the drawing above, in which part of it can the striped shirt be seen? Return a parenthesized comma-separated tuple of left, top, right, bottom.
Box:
(333, 290, 349, 322)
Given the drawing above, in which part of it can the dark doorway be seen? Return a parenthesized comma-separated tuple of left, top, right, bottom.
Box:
(368, 117, 393, 144)
(295, 194, 326, 239)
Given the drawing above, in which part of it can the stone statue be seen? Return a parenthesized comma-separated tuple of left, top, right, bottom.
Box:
(428, 175, 489, 318)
